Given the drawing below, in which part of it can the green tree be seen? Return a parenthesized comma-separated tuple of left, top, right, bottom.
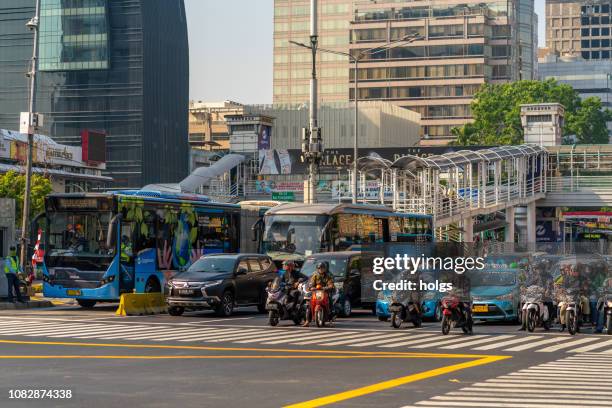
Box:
(452, 79, 610, 146)
(0, 171, 52, 227)
(566, 97, 612, 144)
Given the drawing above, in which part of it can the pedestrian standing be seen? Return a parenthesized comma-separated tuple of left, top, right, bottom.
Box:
(4, 246, 24, 303)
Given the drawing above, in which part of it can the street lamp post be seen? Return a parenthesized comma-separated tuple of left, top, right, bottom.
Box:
(291, 33, 421, 204)
(20, 0, 41, 270)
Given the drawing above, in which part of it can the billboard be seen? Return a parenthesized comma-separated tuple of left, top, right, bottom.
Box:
(81, 129, 106, 164)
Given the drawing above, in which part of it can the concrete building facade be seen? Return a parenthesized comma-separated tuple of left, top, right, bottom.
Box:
(245, 101, 421, 150)
(546, 0, 612, 60)
(273, 0, 537, 144)
(188, 101, 244, 150)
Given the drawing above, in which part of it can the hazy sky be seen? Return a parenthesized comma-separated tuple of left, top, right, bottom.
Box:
(186, 0, 546, 104)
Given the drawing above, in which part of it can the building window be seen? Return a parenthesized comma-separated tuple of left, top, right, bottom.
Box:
(602, 5, 610, 13)
(602, 50, 610, 59)
(592, 28, 600, 36)
(582, 51, 590, 59)
(592, 39, 600, 47)
(592, 16, 600, 24)
(602, 16, 610, 25)
(603, 28, 611, 36)
(582, 39, 590, 48)
(603, 39, 610, 47)
(592, 51, 600, 59)
(39, 0, 109, 71)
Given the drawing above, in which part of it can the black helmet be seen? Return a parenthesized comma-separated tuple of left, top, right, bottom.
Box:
(316, 261, 327, 271)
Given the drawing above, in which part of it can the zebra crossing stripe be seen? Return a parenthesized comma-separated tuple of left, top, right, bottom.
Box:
(44, 325, 133, 337)
(503, 337, 564, 351)
(349, 333, 433, 347)
(75, 326, 168, 339)
(261, 331, 360, 345)
(472, 335, 541, 350)
(126, 327, 235, 341)
(150, 328, 243, 341)
(536, 337, 601, 352)
(0, 323, 91, 336)
(440, 335, 515, 349)
(205, 330, 293, 342)
(346, 332, 414, 347)
(377, 334, 441, 348)
(410, 335, 492, 349)
(296, 332, 375, 346)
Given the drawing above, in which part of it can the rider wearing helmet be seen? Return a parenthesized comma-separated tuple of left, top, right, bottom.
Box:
(281, 261, 303, 310)
(303, 261, 335, 327)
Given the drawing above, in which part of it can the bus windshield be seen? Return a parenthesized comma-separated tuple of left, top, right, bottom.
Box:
(263, 214, 329, 256)
(47, 211, 115, 258)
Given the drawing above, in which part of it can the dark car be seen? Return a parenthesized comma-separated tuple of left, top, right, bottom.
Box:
(300, 252, 377, 317)
(165, 254, 278, 317)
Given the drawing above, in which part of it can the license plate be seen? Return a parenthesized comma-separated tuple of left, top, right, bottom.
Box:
(472, 305, 488, 313)
(178, 289, 195, 296)
(66, 289, 81, 296)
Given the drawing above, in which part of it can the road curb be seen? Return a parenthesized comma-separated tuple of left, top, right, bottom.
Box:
(0, 300, 54, 310)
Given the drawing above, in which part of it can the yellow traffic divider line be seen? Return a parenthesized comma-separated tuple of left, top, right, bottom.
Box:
(284, 355, 509, 408)
(0, 339, 510, 407)
(115, 293, 167, 316)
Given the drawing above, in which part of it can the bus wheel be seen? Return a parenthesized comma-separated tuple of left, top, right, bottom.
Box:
(144, 277, 161, 293)
(77, 299, 97, 309)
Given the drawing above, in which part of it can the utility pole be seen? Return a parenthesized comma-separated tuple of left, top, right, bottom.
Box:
(301, 0, 322, 204)
(20, 0, 42, 270)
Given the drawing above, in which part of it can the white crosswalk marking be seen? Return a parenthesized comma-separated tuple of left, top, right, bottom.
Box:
(440, 334, 515, 349)
(409, 335, 492, 349)
(536, 337, 600, 352)
(472, 335, 541, 350)
(0, 318, 611, 353)
(401, 353, 612, 408)
(503, 336, 565, 351)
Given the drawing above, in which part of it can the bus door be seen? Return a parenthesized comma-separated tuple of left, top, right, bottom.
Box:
(378, 218, 390, 243)
(119, 221, 135, 291)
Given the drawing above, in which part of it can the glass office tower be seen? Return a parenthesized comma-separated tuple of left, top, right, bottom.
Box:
(0, 0, 189, 187)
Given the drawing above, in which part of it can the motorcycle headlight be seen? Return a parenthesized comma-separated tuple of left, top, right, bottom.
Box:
(607, 300, 612, 308)
(315, 291, 324, 300)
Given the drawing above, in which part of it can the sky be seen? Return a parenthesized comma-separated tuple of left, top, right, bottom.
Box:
(186, 0, 546, 105)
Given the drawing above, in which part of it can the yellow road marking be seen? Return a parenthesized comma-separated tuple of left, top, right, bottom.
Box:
(0, 339, 495, 359)
(284, 355, 510, 408)
(0, 355, 459, 360)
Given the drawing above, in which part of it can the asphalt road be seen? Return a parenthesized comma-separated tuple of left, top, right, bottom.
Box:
(0, 305, 610, 408)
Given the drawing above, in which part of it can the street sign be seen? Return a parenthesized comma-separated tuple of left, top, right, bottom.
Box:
(272, 192, 295, 201)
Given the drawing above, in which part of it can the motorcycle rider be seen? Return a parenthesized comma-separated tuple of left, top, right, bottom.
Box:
(302, 261, 336, 327)
(556, 262, 590, 331)
(519, 258, 554, 331)
(281, 261, 303, 311)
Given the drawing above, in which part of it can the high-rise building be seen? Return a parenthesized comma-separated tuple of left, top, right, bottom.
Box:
(0, 0, 189, 188)
(546, 0, 612, 60)
(273, 0, 537, 144)
(273, 0, 352, 104)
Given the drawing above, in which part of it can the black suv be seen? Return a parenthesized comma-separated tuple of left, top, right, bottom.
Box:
(165, 254, 277, 317)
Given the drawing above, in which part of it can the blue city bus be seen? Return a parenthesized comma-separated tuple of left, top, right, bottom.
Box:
(40, 191, 242, 307)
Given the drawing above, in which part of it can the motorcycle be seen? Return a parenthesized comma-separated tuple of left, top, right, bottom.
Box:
(440, 295, 473, 335)
(562, 289, 583, 336)
(389, 300, 423, 329)
(523, 285, 551, 332)
(265, 278, 305, 327)
(309, 285, 334, 327)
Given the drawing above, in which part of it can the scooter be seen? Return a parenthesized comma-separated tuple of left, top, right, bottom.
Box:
(440, 295, 473, 335)
(563, 289, 583, 336)
(523, 285, 551, 332)
(265, 278, 305, 327)
(390, 300, 423, 329)
(309, 285, 334, 327)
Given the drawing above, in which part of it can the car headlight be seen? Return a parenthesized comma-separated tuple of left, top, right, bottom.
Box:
(607, 300, 612, 308)
(495, 293, 514, 301)
(99, 275, 116, 285)
(202, 280, 223, 288)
